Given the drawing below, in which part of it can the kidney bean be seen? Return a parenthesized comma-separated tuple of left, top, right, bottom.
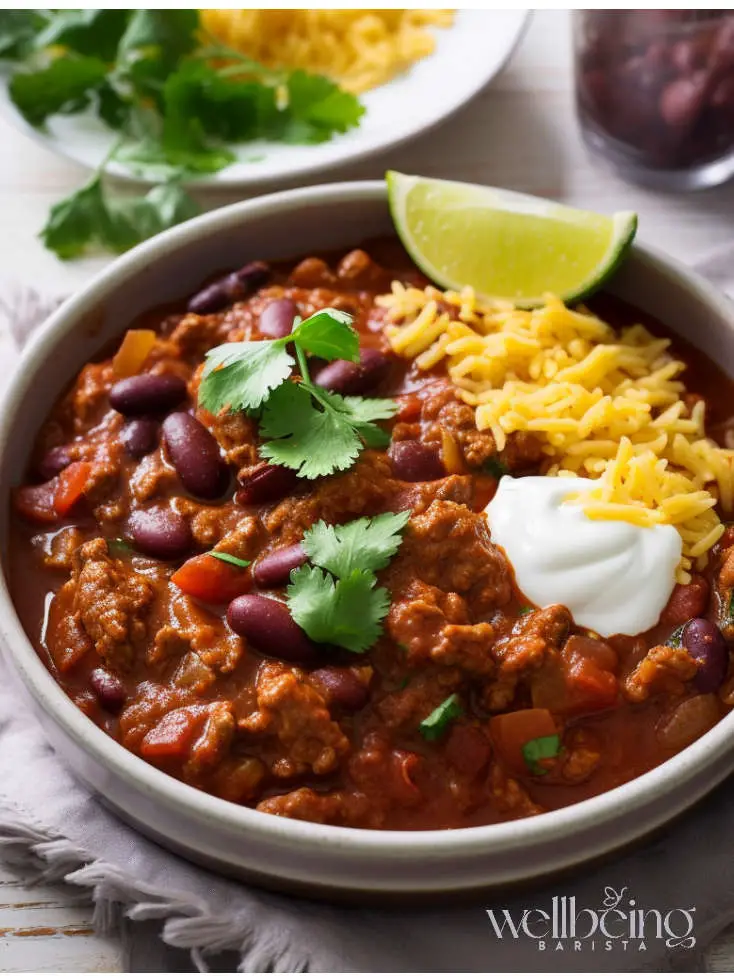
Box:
(121, 417, 159, 459)
(682, 618, 729, 693)
(313, 348, 392, 395)
(259, 298, 298, 339)
(253, 543, 307, 588)
(235, 464, 299, 505)
(129, 506, 192, 560)
(89, 667, 127, 713)
(226, 595, 317, 663)
(659, 72, 709, 130)
(310, 667, 370, 711)
(37, 445, 71, 480)
(162, 412, 227, 499)
(109, 373, 187, 417)
(187, 261, 270, 315)
(389, 440, 445, 482)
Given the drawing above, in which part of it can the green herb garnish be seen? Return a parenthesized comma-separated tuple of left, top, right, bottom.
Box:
(210, 551, 250, 569)
(200, 307, 398, 479)
(522, 734, 561, 775)
(483, 457, 509, 479)
(667, 624, 686, 649)
(518, 605, 534, 615)
(107, 537, 133, 557)
(2, 10, 365, 258)
(286, 511, 409, 653)
(419, 694, 463, 741)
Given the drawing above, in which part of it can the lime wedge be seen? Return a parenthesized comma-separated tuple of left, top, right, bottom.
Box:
(386, 171, 637, 307)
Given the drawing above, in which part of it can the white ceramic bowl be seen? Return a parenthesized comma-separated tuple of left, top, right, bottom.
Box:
(2, 182, 734, 899)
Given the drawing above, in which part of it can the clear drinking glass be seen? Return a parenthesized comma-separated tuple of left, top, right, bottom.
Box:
(573, 10, 734, 191)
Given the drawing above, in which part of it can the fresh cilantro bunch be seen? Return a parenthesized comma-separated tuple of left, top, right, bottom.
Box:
(0, 10, 365, 258)
(287, 511, 411, 653)
(199, 307, 398, 479)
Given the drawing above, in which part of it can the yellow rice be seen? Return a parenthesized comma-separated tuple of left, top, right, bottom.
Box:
(380, 283, 734, 583)
(200, 9, 455, 94)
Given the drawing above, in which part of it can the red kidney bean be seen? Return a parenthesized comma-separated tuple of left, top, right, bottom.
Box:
(37, 445, 71, 480)
(187, 261, 270, 315)
(162, 412, 228, 500)
(89, 667, 127, 713)
(109, 373, 187, 417)
(682, 618, 729, 693)
(310, 667, 370, 711)
(659, 72, 709, 130)
(129, 506, 193, 560)
(259, 298, 298, 339)
(253, 543, 307, 588)
(235, 464, 299, 505)
(121, 417, 159, 458)
(226, 595, 317, 662)
(389, 440, 445, 482)
(313, 348, 392, 395)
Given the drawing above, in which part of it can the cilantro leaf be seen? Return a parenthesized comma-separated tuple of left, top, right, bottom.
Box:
(117, 10, 199, 63)
(483, 457, 509, 479)
(419, 694, 463, 741)
(0, 10, 46, 60)
(40, 176, 115, 260)
(260, 383, 363, 479)
(210, 551, 250, 568)
(308, 386, 396, 451)
(303, 511, 410, 580)
(33, 10, 130, 61)
(287, 565, 389, 653)
(40, 174, 199, 261)
(200, 341, 294, 415)
(277, 70, 365, 144)
(522, 734, 561, 776)
(10, 55, 109, 127)
(290, 307, 359, 362)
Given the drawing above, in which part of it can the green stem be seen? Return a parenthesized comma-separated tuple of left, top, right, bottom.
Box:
(294, 341, 311, 385)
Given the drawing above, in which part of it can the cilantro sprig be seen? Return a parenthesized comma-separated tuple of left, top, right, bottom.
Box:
(419, 694, 463, 741)
(1, 10, 365, 258)
(200, 307, 398, 479)
(522, 734, 561, 776)
(286, 511, 410, 653)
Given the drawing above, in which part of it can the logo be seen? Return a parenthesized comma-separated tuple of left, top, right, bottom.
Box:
(486, 886, 696, 952)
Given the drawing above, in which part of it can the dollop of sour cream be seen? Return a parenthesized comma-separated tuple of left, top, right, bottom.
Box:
(485, 476, 682, 637)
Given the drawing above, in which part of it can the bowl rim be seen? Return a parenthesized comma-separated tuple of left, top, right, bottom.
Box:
(2, 178, 734, 861)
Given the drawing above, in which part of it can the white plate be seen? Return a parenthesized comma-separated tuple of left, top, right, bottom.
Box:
(0, 10, 529, 188)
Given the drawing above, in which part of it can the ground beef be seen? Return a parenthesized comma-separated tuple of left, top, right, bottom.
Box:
(391, 500, 512, 614)
(64, 538, 154, 672)
(239, 662, 350, 777)
(623, 645, 698, 702)
(386, 580, 496, 676)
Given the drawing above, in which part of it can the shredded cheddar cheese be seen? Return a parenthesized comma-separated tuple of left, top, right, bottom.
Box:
(379, 283, 734, 582)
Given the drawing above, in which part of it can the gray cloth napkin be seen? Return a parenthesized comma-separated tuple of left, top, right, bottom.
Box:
(1, 251, 734, 972)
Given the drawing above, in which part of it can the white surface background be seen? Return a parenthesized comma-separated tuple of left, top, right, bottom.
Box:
(2, 9, 734, 972)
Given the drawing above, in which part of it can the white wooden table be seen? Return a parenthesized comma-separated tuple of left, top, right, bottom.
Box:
(2, 10, 734, 971)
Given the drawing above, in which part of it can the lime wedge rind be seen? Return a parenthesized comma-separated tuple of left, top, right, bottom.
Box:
(386, 171, 638, 309)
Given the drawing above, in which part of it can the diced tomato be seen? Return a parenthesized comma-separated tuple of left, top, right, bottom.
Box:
(140, 706, 206, 760)
(14, 480, 58, 524)
(112, 329, 156, 379)
(54, 461, 92, 517)
(171, 552, 251, 604)
(490, 708, 557, 775)
(532, 636, 619, 716)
